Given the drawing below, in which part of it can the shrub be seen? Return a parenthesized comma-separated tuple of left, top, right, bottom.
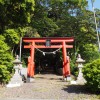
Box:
(0, 35, 13, 84)
(83, 59, 100, 92)
(0, 65, 11, 84)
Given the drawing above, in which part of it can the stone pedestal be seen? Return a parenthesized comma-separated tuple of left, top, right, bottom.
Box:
(6, 66, 23, 87)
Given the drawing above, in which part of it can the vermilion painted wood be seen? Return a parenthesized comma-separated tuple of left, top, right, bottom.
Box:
(23, 37, 74, 40)
(30, 42, 35, 77)
(62, 41, 68, 77)
(23, 37, 74, 43)
(67, 56, 70, 75)
(24, 45, 73, 49)
(27, 56, 31, 77)
(23, 37, 74, 78)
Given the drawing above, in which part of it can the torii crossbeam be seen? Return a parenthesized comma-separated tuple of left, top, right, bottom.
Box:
(23, 37, 74, 79)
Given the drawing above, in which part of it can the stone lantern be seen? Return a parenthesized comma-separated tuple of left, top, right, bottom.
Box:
(76, 54, 86, 84)
(6, 55, 23, 88)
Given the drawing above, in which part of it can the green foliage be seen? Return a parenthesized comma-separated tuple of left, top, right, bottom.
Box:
(0, 35, 13, 84)
(80, 44, 100, 63)
(32, 16, 58, 37)
(4, 29, 20, 47)
(23, 27, 41, 37)
(83, 59, 100, 92)
(0, 65, 11, 84)
(0, 0, 35, 33)
(70, 57, 78, 76)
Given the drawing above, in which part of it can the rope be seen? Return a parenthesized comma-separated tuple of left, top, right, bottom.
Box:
(35, 48, 61, 55)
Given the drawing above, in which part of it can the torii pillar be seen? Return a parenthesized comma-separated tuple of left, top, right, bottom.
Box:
(27, 42, 35, 78)
(62, 41, 70, 79)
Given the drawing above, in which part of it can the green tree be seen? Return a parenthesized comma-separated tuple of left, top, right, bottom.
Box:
(0, 0, 35, 33)
(4, 29, 20, 53)
(81, 44, 100, 63)
(0, 0, 35, 54)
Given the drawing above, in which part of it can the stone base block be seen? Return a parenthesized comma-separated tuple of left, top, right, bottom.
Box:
(70, 80, 77, 85)
(26, 78, 35, 83)
(67, 76, 71, 81)
(6, 83, 22, 88)
(63, 76, 71, 82)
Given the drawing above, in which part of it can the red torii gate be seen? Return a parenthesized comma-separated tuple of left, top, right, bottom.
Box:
(23, 37, 74, 78)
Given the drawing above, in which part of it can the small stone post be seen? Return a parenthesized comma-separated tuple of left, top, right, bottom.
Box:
(76, 54, 86, 84)
(6, 55, 23, 88)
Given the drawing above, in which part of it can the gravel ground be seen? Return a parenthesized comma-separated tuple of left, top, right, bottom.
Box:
(0, 74, 99, 100)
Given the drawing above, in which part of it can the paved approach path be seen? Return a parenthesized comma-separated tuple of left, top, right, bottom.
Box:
(0, 74, 99, 100)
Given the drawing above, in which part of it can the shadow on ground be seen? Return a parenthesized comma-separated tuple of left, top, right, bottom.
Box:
(62, 85, 99, 95)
